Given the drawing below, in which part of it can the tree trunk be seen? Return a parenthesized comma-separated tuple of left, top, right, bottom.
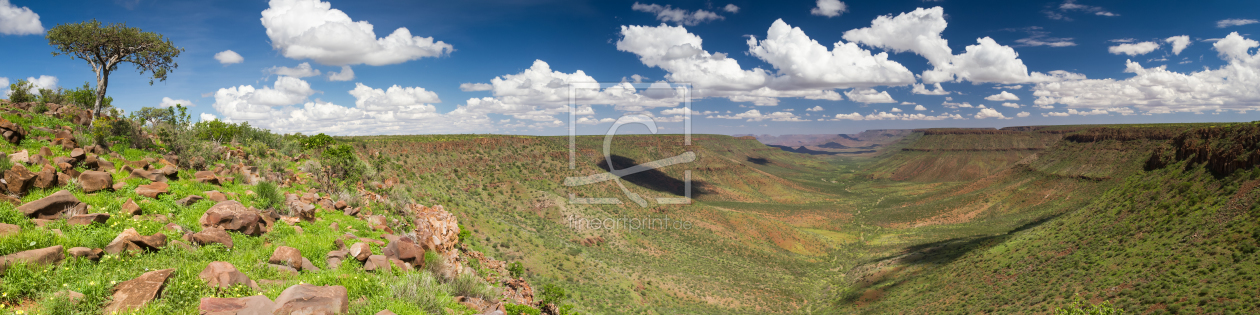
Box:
(92, 69, 110, 127)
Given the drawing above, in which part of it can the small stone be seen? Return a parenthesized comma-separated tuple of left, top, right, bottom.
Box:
(175, 194, 204, 206)
(269, 246, 303, 270)
(66, 213, 110, 226)
(121, 199, 142, 215)
(135, 182, 169, 199)
(363, 255, 389, 272)
(349, 242, 372, 262)
(199, 261, 259, 290)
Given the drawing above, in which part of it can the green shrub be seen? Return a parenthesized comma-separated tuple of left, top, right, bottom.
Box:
(538, 283, 567, 306)
(447, 271, 495, 300)
(508, 261, 525, 278)
(319, 144, 365, 187)
(254, 181, 283, 211)
(36, 88, 66, 106)
(6, 79, 35, 103)
(457, 224, 471, 244)
(504, 303, 541, 315)
(1055, 295, 1124, 315)
(0, 156, 12, 173)
(64, 82, 112, 110)
(301, 133, 335, 150)
(387, 272, 446, 314)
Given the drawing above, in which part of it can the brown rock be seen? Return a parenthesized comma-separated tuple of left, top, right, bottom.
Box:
(412, 205, 462, 253)
(349, 242, 372, 262)
(112, 181, 127, 191)
(129, 168, 165, 182)
(155, 164, 178, 180)
(0, 245, 64, 272)
(38, 146, 52, 157)
(33, 165, 56, 189)
(66, 213, 110, 226)
(375, 310, 398, 315)
(267, 264, 299, 276)
(5, 164, 36, 195)
(343, 207, 359, 217)
(200, 201, 268, 236)
(104, 268, 175, 314)
(188, 227, 234, 249)
(121, 199, 142, 215)
(56, 172, 71, 186)
(334, 200, 348, 210)
(301, 257, 319, 272)
(383, 237, 422, 263)
(269, 246, 303, 270)
(104, 228, 166, 254)
(363, 255, 389, 272)
(194, 171, 221, 185)
(176, 194, 204, 206)
(7, 149, 28, 164)
(271, 284, 348, 315)
(326, 250, 348, 269)
(199, 295, 276, 315)
(199, 261, 259, 290)
(0, 223, 20, 236)
(0, 193, 19, 207)
(0, 118, 27, 145)
(16, 190, 83, 219)
(67, 247, 101, 260)
(136, 182, 169, 198)
(205, 190, 228, 202)
(69, 147, 85, 160)
(78, 171, 113, 193)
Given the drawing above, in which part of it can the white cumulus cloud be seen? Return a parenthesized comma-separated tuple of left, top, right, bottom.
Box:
(260, 0, 453, 66)
(0, 0, 42, 35)
(267, 62, 321, 78)
(631, 2, 723, 26)
(723, 4, 739, 13)
(806, 105, 824, 112)
(459, 83, 492, 91)
(214, 50, 244, 65)
(914, 104, 927, 111)
(810, 0, 847, 18)
(844, 88, 896, 103)
(327, 65, 354, 81)
(985, 91, 1020, 101)
(1108, 41, 1160, 56)
(748, 19, 916, 90)
(1165, 35, 1191, 55)
(974, 108, 1007, 119)
(832, 111, 963, 121)
(1001, 102, 1021, 108)
(1017, 111, 1030, 117)
(159, 97, 194, 108)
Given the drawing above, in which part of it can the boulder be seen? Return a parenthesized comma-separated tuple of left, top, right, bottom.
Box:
(78, 171, 113, 193)
(349, 242, 372, 262)
(155, 164, 178, 180)
(205, 190, 228, 202)
(326, 250, 348, 269)
(194, 171, 221, 185)
(53, 156, 76, 166)
(16, 190, 83, 219)
(32, 165, 56, 189)
(363, 255, 389, 272)
(56, 172, 71, 187)
(0, 118, 27, 145)
(199, 295, 275, 315)
(301, 257, 319, 272)
(383, 237, 422, 264)
(199, 261, 259, 290)
(121, 199, 142, 215)
(66, 213, 110, 226)
(271, 284, 348, 315)
(187, 227, 234, 249)
(69, 147, 85, 160)
(176, 194, 204, 206)
(268, 246, 303, 270)
(0, 245, 64, 272)
(0, 223, 19, 236)
(411, 205, 462, 253)
(104, 228, 166, 255)
(136, 182, 169, 198)
(200, 201, 268, 236)
(4, 165, 36, 195)
(129, 168, 165, 182)
(343, 207, 360, 217)
(67, 247, 101, 260)
(104, 268, 175, 314)
(7, 149, 28, 164)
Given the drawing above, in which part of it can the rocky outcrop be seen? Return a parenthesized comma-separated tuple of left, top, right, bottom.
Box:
(199, 295, 276, 315)
(199, 201, 268, 236)
(272, 284, 348, 315)
(105, 268, 175, 314)
(176, 194, 204, 206)
(121, 199, 141, 215)
(17, 190, 85, 219)
(0, 118, 27, 145)
(199, 261, 259, 290)
(410, 204, 461, 253)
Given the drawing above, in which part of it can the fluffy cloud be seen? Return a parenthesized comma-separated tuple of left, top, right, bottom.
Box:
(1041, 108, 1117, 117)
(260, 0, 453, 66)
(16, 75, 58, 93)
(914, 104, 927, 111)
(832, 111, 963, 121)
(267, 62, 321, 78)
(748, 19, 915, 90)
(348, 83, 440, 112)
(1017, 111, 1030, 117)
(159, 97, 194, 108)
(214, 50, 244, 65)
(327, 66, 354, 81)
(844, 7, 1046, 84)
(974, 108, 1007, 119)
(1165, 35, 1191, 55)
(985, 91, 1020, 101)
(631, 2, 723, 26)
(200, 113, 218, 122)
(1217, 19, 1258, 28)
(912, 83, 950, 95)
(806, 105, 824, 112)
(723, 4, 739, 13)
(1032, 32, 1260, 114)
(1108, 41, 1160, 56)
(844, 88, 896, 103)
(1001, 102, 1021, 108)
(890, 107, 902, 112)
(459, 83, 492, 91)
(0, 77, 7, 96)
(0, 0, 42, 35)
(576, 117, 616, 125)
(810, 0, 847, 18)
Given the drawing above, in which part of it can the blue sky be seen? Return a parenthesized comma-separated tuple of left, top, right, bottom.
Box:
(1, 0, 1258, 136)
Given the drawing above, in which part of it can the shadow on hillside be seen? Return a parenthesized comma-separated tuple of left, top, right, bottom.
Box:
(747, 157, 770, 165)
(598, 155, 709, 197)
(837, 213, 1063, 305)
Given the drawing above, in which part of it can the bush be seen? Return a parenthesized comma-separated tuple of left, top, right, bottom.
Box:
(36, 88, 66, 106)
(508, 261, 525, 278)
(6, 79, 35, 103)
(447, 272, 495, 300)
(504, 304, 541, 315)
(538, 283, 567, 306)
(422, 251, 445, 278)
(1055, 295, 1124, 315)
(0, 155, 12, 173)
(318, 144, 365, 189)
(254, 181, 283, 211)
(64, 82, 111, 110)
(301, 133, 335, 150)
(387, 272, 446, 314)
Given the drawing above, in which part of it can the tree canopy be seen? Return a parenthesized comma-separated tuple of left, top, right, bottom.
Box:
(46, 19, 183, 121)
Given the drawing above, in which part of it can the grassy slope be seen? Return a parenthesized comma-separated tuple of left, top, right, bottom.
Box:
(0, 110, 473, 314)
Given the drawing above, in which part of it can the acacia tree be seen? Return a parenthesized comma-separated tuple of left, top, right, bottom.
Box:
(46, 19, 183, 122)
